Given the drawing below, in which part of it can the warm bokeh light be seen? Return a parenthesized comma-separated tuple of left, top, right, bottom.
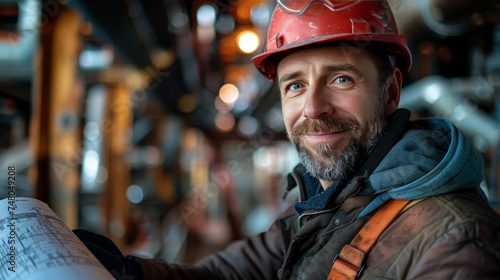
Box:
(177, 94, 198, 113)
(181, 128, 202, 150)
(214, 112, 235, 133)
(215, 96, 234, 112)
(219, 83, 239, 103)
(237, 30, 259, 54)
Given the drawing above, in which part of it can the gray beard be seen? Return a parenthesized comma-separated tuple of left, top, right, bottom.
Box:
(296, 119, 385, 181)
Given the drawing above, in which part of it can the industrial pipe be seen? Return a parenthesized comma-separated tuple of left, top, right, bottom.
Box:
(0, 0, 40, 80)
(400, 75, 500, 152)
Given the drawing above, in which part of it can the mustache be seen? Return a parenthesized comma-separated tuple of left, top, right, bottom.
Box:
(291, 117, 360, 137)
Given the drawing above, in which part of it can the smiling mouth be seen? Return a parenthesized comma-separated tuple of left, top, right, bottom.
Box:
(304, 130, 347, 144)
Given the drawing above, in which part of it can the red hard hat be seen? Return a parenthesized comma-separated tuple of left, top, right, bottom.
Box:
(251, 0, 412, 81)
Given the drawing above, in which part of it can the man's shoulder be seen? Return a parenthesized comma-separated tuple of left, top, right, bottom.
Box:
(409, 191, 500, 226)
(381, 190, 500, 258)
(363, 192, 500, 279)
(376, 191, 500, 264)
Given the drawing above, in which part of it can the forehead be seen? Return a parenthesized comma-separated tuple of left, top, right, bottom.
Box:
(276, 46, 376, 78)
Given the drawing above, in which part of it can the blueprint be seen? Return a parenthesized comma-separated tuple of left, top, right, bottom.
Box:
(0, 197, 115, 280)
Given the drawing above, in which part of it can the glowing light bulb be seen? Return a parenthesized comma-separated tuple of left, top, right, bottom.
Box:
(237, 31, 259, 54)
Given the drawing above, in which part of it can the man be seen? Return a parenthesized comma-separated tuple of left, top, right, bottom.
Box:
(76, 1, 500, 279)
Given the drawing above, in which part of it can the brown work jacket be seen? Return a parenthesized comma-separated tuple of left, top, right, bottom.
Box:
(138, 184, 500, 279)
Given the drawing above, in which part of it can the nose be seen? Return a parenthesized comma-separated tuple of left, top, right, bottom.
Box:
(302, 86, 334, 119)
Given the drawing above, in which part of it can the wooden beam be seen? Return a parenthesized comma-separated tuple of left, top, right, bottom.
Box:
(30, 7, 83, 229)
(101, 78, 133, 247)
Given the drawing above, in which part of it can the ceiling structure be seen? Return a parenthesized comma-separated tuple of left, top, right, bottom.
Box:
(1, 0, 500, 142)
(66, 0, 280, 139)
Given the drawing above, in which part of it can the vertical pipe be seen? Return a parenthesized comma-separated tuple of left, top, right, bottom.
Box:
(30, 7, 83, 228)
(101, 81, 132, 247)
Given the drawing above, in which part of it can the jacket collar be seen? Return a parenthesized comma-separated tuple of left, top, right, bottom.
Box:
(284, 109, 412, 215)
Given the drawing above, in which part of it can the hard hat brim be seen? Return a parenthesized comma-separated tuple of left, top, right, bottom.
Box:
(252, 33, 412, 81)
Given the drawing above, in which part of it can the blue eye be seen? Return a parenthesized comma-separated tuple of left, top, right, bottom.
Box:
(336, 76, 351, 84)
(289, 83, 304, 91)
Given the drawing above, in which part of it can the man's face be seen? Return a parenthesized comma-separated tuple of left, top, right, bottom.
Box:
(277, 46, 391, 187)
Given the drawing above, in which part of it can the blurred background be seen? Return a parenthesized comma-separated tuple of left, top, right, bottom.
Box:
(0, 0, 499, 263)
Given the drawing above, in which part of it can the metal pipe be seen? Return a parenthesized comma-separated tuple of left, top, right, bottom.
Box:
(0, 0, 40, 80)
(393, 0, 497, 38)
(400, 75, 500, 151)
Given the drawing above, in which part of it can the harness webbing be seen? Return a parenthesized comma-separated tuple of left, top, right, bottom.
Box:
(327, 199, 411, 280)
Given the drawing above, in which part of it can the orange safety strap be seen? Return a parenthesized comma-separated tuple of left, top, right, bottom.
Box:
(327, 199, 411, 280)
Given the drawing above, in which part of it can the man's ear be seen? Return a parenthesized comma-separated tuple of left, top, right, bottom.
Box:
(384, 67, 402, 115)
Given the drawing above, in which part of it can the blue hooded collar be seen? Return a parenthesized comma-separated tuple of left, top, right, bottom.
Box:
(358, 117, 487, 217)
(291, 109, 487, 217)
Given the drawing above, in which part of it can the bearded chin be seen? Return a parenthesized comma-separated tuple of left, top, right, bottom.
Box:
(296, 138, 361, 181)
(293, 119, 385, 182)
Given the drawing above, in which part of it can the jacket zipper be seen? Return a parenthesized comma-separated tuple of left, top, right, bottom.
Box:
(281, 172, 367, 278)
(298, 207, 340, 227)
